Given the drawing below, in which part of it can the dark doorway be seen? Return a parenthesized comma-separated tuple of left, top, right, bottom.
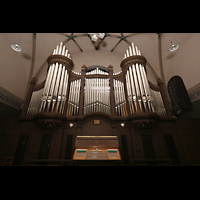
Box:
(65, 135, 73, 159)
(141, 134, 155, 165)
(164, 135, 180, 165)
(38, 135, 52, 165)
(121, 135, 129, 165)
(13, 134, 29, 165)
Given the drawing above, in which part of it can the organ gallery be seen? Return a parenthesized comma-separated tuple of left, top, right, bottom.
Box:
(1, 34, 200, 166)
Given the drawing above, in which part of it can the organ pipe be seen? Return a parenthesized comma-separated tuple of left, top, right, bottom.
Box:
(39, 42, 73, 114)
(121, 43, 155, 114)
(83, 68, 111, 115)
(26, 41, 169, 119)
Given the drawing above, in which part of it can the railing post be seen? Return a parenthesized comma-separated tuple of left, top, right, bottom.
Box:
(108, 65, 116, 116)
(157, 78, 173, 117)
(78, 65, 87, 116)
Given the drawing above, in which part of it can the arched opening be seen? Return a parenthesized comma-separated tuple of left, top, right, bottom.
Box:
(167, 76, 193, 116)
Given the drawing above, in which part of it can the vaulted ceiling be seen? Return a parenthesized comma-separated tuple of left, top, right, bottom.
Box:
(0, 33, 199, 103)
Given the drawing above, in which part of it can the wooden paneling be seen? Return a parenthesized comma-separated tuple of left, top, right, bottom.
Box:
(179, 133, 200, 165)
(81, 116, 113, 136)
(1, 117, 200, 166)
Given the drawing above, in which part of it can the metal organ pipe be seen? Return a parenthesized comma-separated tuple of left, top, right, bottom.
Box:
(39, 42, 72, 114)
(31, 41, 160, 119)
(121, 43, 155, 114)
(83, 69, 111, 115)
(113, 78, 127, 116)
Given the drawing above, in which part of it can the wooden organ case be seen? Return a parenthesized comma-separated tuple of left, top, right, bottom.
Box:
(19, 41, 175, 166)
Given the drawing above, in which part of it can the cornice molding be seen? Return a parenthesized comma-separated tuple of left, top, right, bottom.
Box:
(0, 86, 23, 110)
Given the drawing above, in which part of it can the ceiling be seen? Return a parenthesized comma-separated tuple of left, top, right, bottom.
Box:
(0, 33, 199, 103)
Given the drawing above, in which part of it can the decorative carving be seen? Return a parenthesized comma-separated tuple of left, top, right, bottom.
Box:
(120, 55, 147, 72)
(47, 55, 74, 72)
(34, 112, 65, 128)
(189, 87, 200, 102)
(0, 89, 22, 110)
(33, 80, 45, 91)
(130, 113, 160, 129)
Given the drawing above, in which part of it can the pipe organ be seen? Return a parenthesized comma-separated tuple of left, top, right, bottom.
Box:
(121, 43, 154, 114)
(39, 42, 72, 115)
(25, 42, 169, 127)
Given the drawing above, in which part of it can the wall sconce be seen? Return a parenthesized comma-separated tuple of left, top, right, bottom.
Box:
(69, 122, 74, 128)
(121, 122, 125, 127)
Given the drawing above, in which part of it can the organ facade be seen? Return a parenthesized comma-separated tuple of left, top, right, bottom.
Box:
(1, 42, 200, 166)
(24, 42, 170, 126)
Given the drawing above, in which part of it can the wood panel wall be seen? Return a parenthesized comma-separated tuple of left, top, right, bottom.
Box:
(1, 116, 200, 166)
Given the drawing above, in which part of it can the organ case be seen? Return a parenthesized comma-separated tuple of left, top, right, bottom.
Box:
(24, 42, 171, 128)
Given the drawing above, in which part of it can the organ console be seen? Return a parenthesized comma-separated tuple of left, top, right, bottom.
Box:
(73, 136, 121, 166)
(25, 42, 170, 128)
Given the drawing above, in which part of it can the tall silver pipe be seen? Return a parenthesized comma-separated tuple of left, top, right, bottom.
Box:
(132, 64, 142, 111)
(58, 42, 63, 55)
(96, 78, 99, 111)
(73, 80, 77, 115)
(135, 63, 147, 112)
(94, 78, 96, 112)
(141, 66, 155, 112)
(47, 62, 59, 111)
(91, 78, 94, 112)
(139, 64, 151, 111)
(113, 79, 118, 114)
(39, 64, 53, 112)
(52, 63, 63, 111)
(99, 78, 102, 112)
(121, 81, 127, 115)
(72, 79, 76, 115)
(126, 72, 134, 114)
(119, 80, 123, 115)
(85, 78, 89, 114)
(128, 67, 137, 112)
(83, 78, 87, 114)
(56, 66, 65, 113)
(106, 79, 110, 114)
(115, 79, 120, 115)
(67, 80, 73, 116)
(89, 78, 91, 113)
(76, 79, 81, 114)
(116, 80, 122, 115)
(87, 78, 90, 113)
(59, 68, 68, 113)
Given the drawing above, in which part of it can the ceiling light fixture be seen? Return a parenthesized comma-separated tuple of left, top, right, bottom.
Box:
(11, 33, 23, 52)
(88, 33, 105, 41)
(11, 43, 22, 52)
(169, 41, 179, 52)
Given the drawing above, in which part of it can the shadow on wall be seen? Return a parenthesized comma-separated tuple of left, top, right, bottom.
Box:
(178, 99, 200, 119)
(0, 102, 22, 118)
